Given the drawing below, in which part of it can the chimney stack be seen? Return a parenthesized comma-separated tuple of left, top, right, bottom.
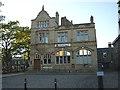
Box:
(108, 42, 111, 48)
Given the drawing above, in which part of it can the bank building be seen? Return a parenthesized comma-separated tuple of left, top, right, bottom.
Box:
(30, 6, 98, 72)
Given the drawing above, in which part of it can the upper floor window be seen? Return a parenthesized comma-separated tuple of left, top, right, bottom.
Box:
(37, 21, 49, 28)
(18, 61, 21, 64)
(77, 31, 88, 41)
(103, 52, 107, 58)
(39, 33, 48, 43)
(58, 32, 68, 43)
(15, 61, 17, 64)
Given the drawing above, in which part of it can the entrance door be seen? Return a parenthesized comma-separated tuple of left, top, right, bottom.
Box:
(34, 59, 40, 70)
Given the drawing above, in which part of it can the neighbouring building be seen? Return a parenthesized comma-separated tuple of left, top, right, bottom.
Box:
(112, 35, 120, 70)
(2, 57, 29, 73)
(112, 15, 120, 70)
(10, 58, 29, 72)
(97, 42, 114, 70)
(99, 6, 120, 71)
(11, 58, 25, 72)
(111, 7, 120, 70)
(30, 6, 98, 72)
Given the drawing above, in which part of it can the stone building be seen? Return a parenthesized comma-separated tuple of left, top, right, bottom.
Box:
(97, 43, 114, 70)
(112, 35, 120, 70)
(30, 6, 98, 72)
(112, 12, 120, 70)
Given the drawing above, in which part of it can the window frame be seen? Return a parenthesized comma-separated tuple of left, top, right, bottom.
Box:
(38, 32, 48, 43)
(37, 20, 49, 28)
(103, 52, 107, 58)
(57, 32, 68, 43)
(77, 31, 88, 41)
(76, 49, 92, 65)
(43, 54, 51, 65)
(55, 50, 70, 64)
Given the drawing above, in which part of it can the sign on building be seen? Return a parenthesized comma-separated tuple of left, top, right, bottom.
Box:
(55, 44, 71, 47)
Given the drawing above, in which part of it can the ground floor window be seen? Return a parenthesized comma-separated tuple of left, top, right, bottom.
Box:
(56, 50, 70, 64)
(76, 49, 92, 64)
(43, 54, 51, 64)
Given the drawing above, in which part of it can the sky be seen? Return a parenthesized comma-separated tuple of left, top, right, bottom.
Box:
(0, 0, 118, 48)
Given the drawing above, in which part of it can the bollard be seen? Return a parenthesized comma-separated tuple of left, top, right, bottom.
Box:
(98, 76, 104, 90)
(54, 78, 57, 90)
(24, 78, 27, 90)
(97, 71, 104, 90)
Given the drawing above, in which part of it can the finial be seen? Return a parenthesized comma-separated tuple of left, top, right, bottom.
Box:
(56, 11, 58, 14)
(42, 5, 44, 11)
(90, 15, 94, 23)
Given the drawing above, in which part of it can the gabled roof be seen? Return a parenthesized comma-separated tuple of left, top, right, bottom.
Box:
(112, 34, 120, 45)
(31, 6, 51, 21)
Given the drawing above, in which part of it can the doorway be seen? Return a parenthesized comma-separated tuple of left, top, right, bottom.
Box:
(34, 59, 40, 70)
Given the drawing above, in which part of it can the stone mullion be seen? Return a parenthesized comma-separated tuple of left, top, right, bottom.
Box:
(87, 50, 88, 64)
(82, 50, 84, 64)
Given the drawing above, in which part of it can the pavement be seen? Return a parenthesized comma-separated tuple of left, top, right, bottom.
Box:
(2, 71, 118, 89)
(2, 73, 24, 78)
(25, 70, 97, 75)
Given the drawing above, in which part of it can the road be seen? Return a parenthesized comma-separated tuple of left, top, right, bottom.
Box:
(2, 71, 118, 89)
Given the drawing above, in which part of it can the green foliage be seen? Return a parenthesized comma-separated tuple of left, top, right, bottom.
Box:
(1, 21, 19, 63)
(12, 26, 31, 59)
(1, 21, 31, 64)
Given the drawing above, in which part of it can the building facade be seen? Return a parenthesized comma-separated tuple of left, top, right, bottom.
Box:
(30, 6, 98, 72)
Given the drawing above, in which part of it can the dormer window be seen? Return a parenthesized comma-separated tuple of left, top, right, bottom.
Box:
(37, 21, 49, 28)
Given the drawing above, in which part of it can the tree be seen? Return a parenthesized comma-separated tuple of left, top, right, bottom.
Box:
(1, 21, 19, 71)
(12, 26, 31, 61)
(1, 20, 31, 72)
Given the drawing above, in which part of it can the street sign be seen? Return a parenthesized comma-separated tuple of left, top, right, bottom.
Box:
(97, 71, 104, 76)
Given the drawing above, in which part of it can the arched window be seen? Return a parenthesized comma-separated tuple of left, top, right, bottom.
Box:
(76, 49, 92, 64)
(56, 50, 70, 64)
(43, 54, 51, 64)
